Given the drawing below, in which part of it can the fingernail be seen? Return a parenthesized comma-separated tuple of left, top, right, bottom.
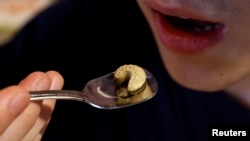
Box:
(9, 90, 29, 116)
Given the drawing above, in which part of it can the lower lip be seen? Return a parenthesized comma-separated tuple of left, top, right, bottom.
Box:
(153, 11, 226, 54)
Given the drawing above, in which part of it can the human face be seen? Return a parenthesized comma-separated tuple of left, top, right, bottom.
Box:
(137, 0, 250, 92)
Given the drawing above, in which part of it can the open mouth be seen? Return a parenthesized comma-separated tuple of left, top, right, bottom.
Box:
(154, 11, 226, 54)
(164, 15, 224, 34)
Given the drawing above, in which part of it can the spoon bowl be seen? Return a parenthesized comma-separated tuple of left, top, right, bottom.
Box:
(29, 69, 158, 110)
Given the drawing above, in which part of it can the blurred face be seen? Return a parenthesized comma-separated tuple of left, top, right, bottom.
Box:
(137, 0, 250, 91)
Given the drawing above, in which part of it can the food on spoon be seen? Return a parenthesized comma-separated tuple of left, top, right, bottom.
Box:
(114, 64, 153, 105)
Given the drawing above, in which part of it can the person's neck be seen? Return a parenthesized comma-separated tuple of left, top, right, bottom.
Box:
(225, 76, 250, 109)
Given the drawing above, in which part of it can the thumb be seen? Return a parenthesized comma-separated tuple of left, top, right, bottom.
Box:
(0, 86, 29, 134)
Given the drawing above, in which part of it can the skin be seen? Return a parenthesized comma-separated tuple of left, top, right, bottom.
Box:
(1, 0, 250, 140)
(0, 71, 64, 140)
(137, 0, 250, 107)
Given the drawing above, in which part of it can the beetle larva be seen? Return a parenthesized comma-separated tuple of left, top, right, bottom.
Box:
(114, 64, 153, 105)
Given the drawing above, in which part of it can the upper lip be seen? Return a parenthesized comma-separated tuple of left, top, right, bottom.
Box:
(144, 0, 222, 23)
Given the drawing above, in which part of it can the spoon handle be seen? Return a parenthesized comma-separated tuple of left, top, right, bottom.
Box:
(29, 90, 87, 101)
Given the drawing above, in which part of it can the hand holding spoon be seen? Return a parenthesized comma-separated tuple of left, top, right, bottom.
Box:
(29, 64, 158, 110)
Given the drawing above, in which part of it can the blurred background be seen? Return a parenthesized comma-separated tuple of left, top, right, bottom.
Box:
(0, 0, 57, 46)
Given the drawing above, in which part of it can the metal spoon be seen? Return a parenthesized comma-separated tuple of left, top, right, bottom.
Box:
(29, 69, 158, 110)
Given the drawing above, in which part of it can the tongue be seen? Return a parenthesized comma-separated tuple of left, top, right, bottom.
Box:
(164, 15, 221, 33)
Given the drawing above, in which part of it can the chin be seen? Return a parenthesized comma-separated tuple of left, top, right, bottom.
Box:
(167, 64, 250, 93)
(172, 77, 226, 92)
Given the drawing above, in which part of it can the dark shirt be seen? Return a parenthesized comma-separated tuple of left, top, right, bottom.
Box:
(0, 0, 249, 140)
